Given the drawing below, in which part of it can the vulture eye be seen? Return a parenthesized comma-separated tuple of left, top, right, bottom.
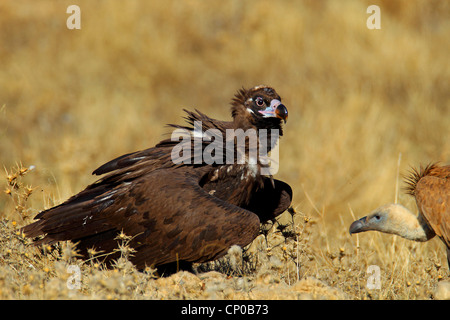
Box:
(375, 215, 381, 221)
(255, 97, 265, 107)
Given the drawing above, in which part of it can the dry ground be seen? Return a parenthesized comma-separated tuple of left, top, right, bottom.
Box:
(0, 0, 449, 299)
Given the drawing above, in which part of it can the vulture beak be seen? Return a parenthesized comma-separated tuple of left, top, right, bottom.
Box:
(349, 216, 369, 235)
(259, 99, 288, 123)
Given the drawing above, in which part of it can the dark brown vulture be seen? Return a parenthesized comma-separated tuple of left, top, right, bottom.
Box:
(349, 163, 450, 269)
(23, 85, 292, 272)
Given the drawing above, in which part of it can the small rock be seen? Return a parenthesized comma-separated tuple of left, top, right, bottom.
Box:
(434, 281, 450, 300)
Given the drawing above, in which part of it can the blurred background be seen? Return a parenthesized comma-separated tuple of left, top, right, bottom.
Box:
(0, 0, 449, 253)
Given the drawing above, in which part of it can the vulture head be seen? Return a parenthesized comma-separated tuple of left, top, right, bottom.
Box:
(349, 204, 435, 242)
(231, 85, 288, 133)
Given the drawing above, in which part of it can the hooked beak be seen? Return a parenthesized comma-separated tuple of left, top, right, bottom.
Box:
(258, 99, 288, 123)
(349, 216, 369, 235)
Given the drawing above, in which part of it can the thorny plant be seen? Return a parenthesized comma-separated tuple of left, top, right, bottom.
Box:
(196, 206, 316, 284)
(1, 164, 447, 299)
(0, 164, 156, 281)
(3, 163, 36, 223)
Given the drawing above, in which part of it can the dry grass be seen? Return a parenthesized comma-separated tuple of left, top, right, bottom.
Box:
(0, 0, 449, 299)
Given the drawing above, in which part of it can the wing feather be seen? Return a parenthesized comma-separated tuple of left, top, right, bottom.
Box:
(415, 170, 450, 249)
(23, 168, 262, 269)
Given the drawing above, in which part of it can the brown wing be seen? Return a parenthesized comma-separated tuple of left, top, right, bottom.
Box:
(129, 169, 262, 268)
(414, 170, 450, 249)
(239, 177, 292, 223)
(91, 109, 230, 176)
(23, 167, 261, 269)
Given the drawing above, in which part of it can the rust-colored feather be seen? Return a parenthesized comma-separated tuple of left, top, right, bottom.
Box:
(404, 162, 442, 196)
(408, 163, 450, 257)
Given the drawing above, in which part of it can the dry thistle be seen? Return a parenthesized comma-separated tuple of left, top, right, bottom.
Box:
(3, 163, 37, 222)
(115, 230, 133, 242)
(113, 230, 137, 267)
(87, 247, 102, 258)
(60, 241, 81, 262)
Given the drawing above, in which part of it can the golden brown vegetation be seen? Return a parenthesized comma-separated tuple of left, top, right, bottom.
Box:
(0, 0, 449, 299)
